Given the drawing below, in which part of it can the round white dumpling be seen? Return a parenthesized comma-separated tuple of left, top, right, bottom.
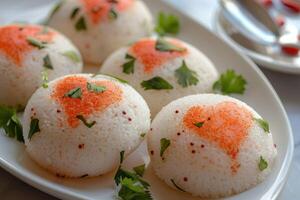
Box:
(47, 0, 153, 64)
(23, 74, 150, 178)
(100, 37, 219, 116)
(148, 94, 277, 198)
(0, 24, 83, 109)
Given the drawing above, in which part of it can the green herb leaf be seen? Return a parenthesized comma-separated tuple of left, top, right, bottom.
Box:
(70, 7, 80, 19)
(26, 37, 46, 49)
(155, 12, 180, 36)
(170, 179, 186, 192)
(155, 38, 186, 52)
(254, 118, 270, 133)
(62, 51, 81, 63)
(120, 150, 125, 164)
(140, 133, 146, 138)
(213, 69, 247, 95)
(76, 115, 96, 128)
(75, 16, 87, 31)
(114, 168, 150, 188)
(28, 118, 40, 140)
(133, 164, 145, 177)
(141, 76, 173, 90)
(122, 54, 136, 74)
(108, 7, 118, 20)
(0, 105, 24, 142)
(43, 54, 53, 69)
(41, 70, 49, 88)
(175, 60, 198, 87)
(258, 156, 268, 171)
(118, 177, 152, 200)
(46, 0, 64, 23)
(194, 122, 204, 128)
(64, 87, 82, 98)
(160, 138, 171, 157)
(87, 82, 106, 93)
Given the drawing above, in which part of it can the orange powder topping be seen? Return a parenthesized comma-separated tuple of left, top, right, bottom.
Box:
(183, 102, 253, 171)
(130, 39, 188, 74)
(0, 25, 55, 66)
(52, 76, 122, 128)
(81, 0, 133, 24)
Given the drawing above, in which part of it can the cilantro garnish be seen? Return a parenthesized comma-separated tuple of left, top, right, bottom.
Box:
(75, 16, 87, 31)
(0, 105, 24, 143)
(254, 118, 270, 133)
(133, 164, 145, 177)
(120, 150, 125, 164)
(155, 12, 180, 36)
(213, 69, 247, 95)
(194, 122, 204, 128)
(26, 37, 46, 49)
(114, 168, 150, 189)
(170, 179, 186, 192)
(140, 133, 146, 138)
(46, 0, 64, 23)
(43, 54, 53, 70)
(122, 54, 136, 74)
(141, 76, 173, 90)
(160, 138, 171, 157)
(155, 38, 186, 52)
(108, 7, 118, 20)
(62, 51, 81, 63)
(87, 82, 106, 93)
(70, 7, 80, 19)
(175, 60, 198, 87)
(28, 118, 40, 140)
(258, 156, 268, 171)
(76, 115, 96, 128)
(41, 70, 49, 88)
(64, 87, 82, 98)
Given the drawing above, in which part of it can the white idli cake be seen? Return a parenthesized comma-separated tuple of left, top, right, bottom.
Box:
(100, 37, 219, 116)
(47, 0, 153, 64)
(0, 24, 83, 109)
(148, 94, 277, 198)
(22, 74, 150, 178)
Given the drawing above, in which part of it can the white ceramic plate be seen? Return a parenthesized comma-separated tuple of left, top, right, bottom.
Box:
(0, 0, 294, 199)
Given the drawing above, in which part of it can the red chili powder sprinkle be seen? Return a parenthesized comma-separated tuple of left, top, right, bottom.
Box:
(130, 39, 188, 74)
(183, 102, 253, 173)
(51, 76, 122, 128)
(81, 0, 133, 24)
(0, 25, 55, 66)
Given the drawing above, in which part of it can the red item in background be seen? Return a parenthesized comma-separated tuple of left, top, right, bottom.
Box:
(275, 15, 285, 26)
(281, 0, 300, 13)
(259, 0, 273, 8)
(281, 46, 299, 56)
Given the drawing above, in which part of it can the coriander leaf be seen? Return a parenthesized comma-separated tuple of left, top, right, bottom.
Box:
(64, 87, 82, 98)
(43, 54, 53, 69)
(194, 122, 204, 128)
(62, 51, 81, 63)
(46, 0, 64, 23)
(160, 138, 170, 157)
(76, 115, 96, 128)
(258, 156, 268, 171)
(213, 69, 247, 95)
(114, 168, 150, 188)
(170, 179, 186, 192)
(141, 76, 173, 90)
(120, 150, 125, 164)
(254, 118, 270, 133)
(104, 74, 128, 83)
(118, 178, 152, 200)
(133, 164, 145, 177)
(70, 7, 80, 19)
(175, 60, 198, 87)
(41, 70, 49, 88)
(155, 38, 186, 52)
(0, 105, 24, 143)
(87, 82, 106, 93)
(28, 118, 40, 140)
(75, 16, 87, 31)
(108, 7, 118, 20)
(26, 37, 46, 49)
(140, 133, 146, 138)
(155, 12, 180, 36)
(122, 54, 136, 74)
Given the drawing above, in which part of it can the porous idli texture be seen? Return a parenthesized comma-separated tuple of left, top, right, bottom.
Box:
(148, 94, 277, 198)
(0, 24, 83, 109)
(100, 37, 219, 116)
(47, 0, 153, 64)
(23, 74, 150, 178)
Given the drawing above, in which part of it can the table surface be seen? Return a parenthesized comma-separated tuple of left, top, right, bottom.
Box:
(0, 0, 299, 199)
